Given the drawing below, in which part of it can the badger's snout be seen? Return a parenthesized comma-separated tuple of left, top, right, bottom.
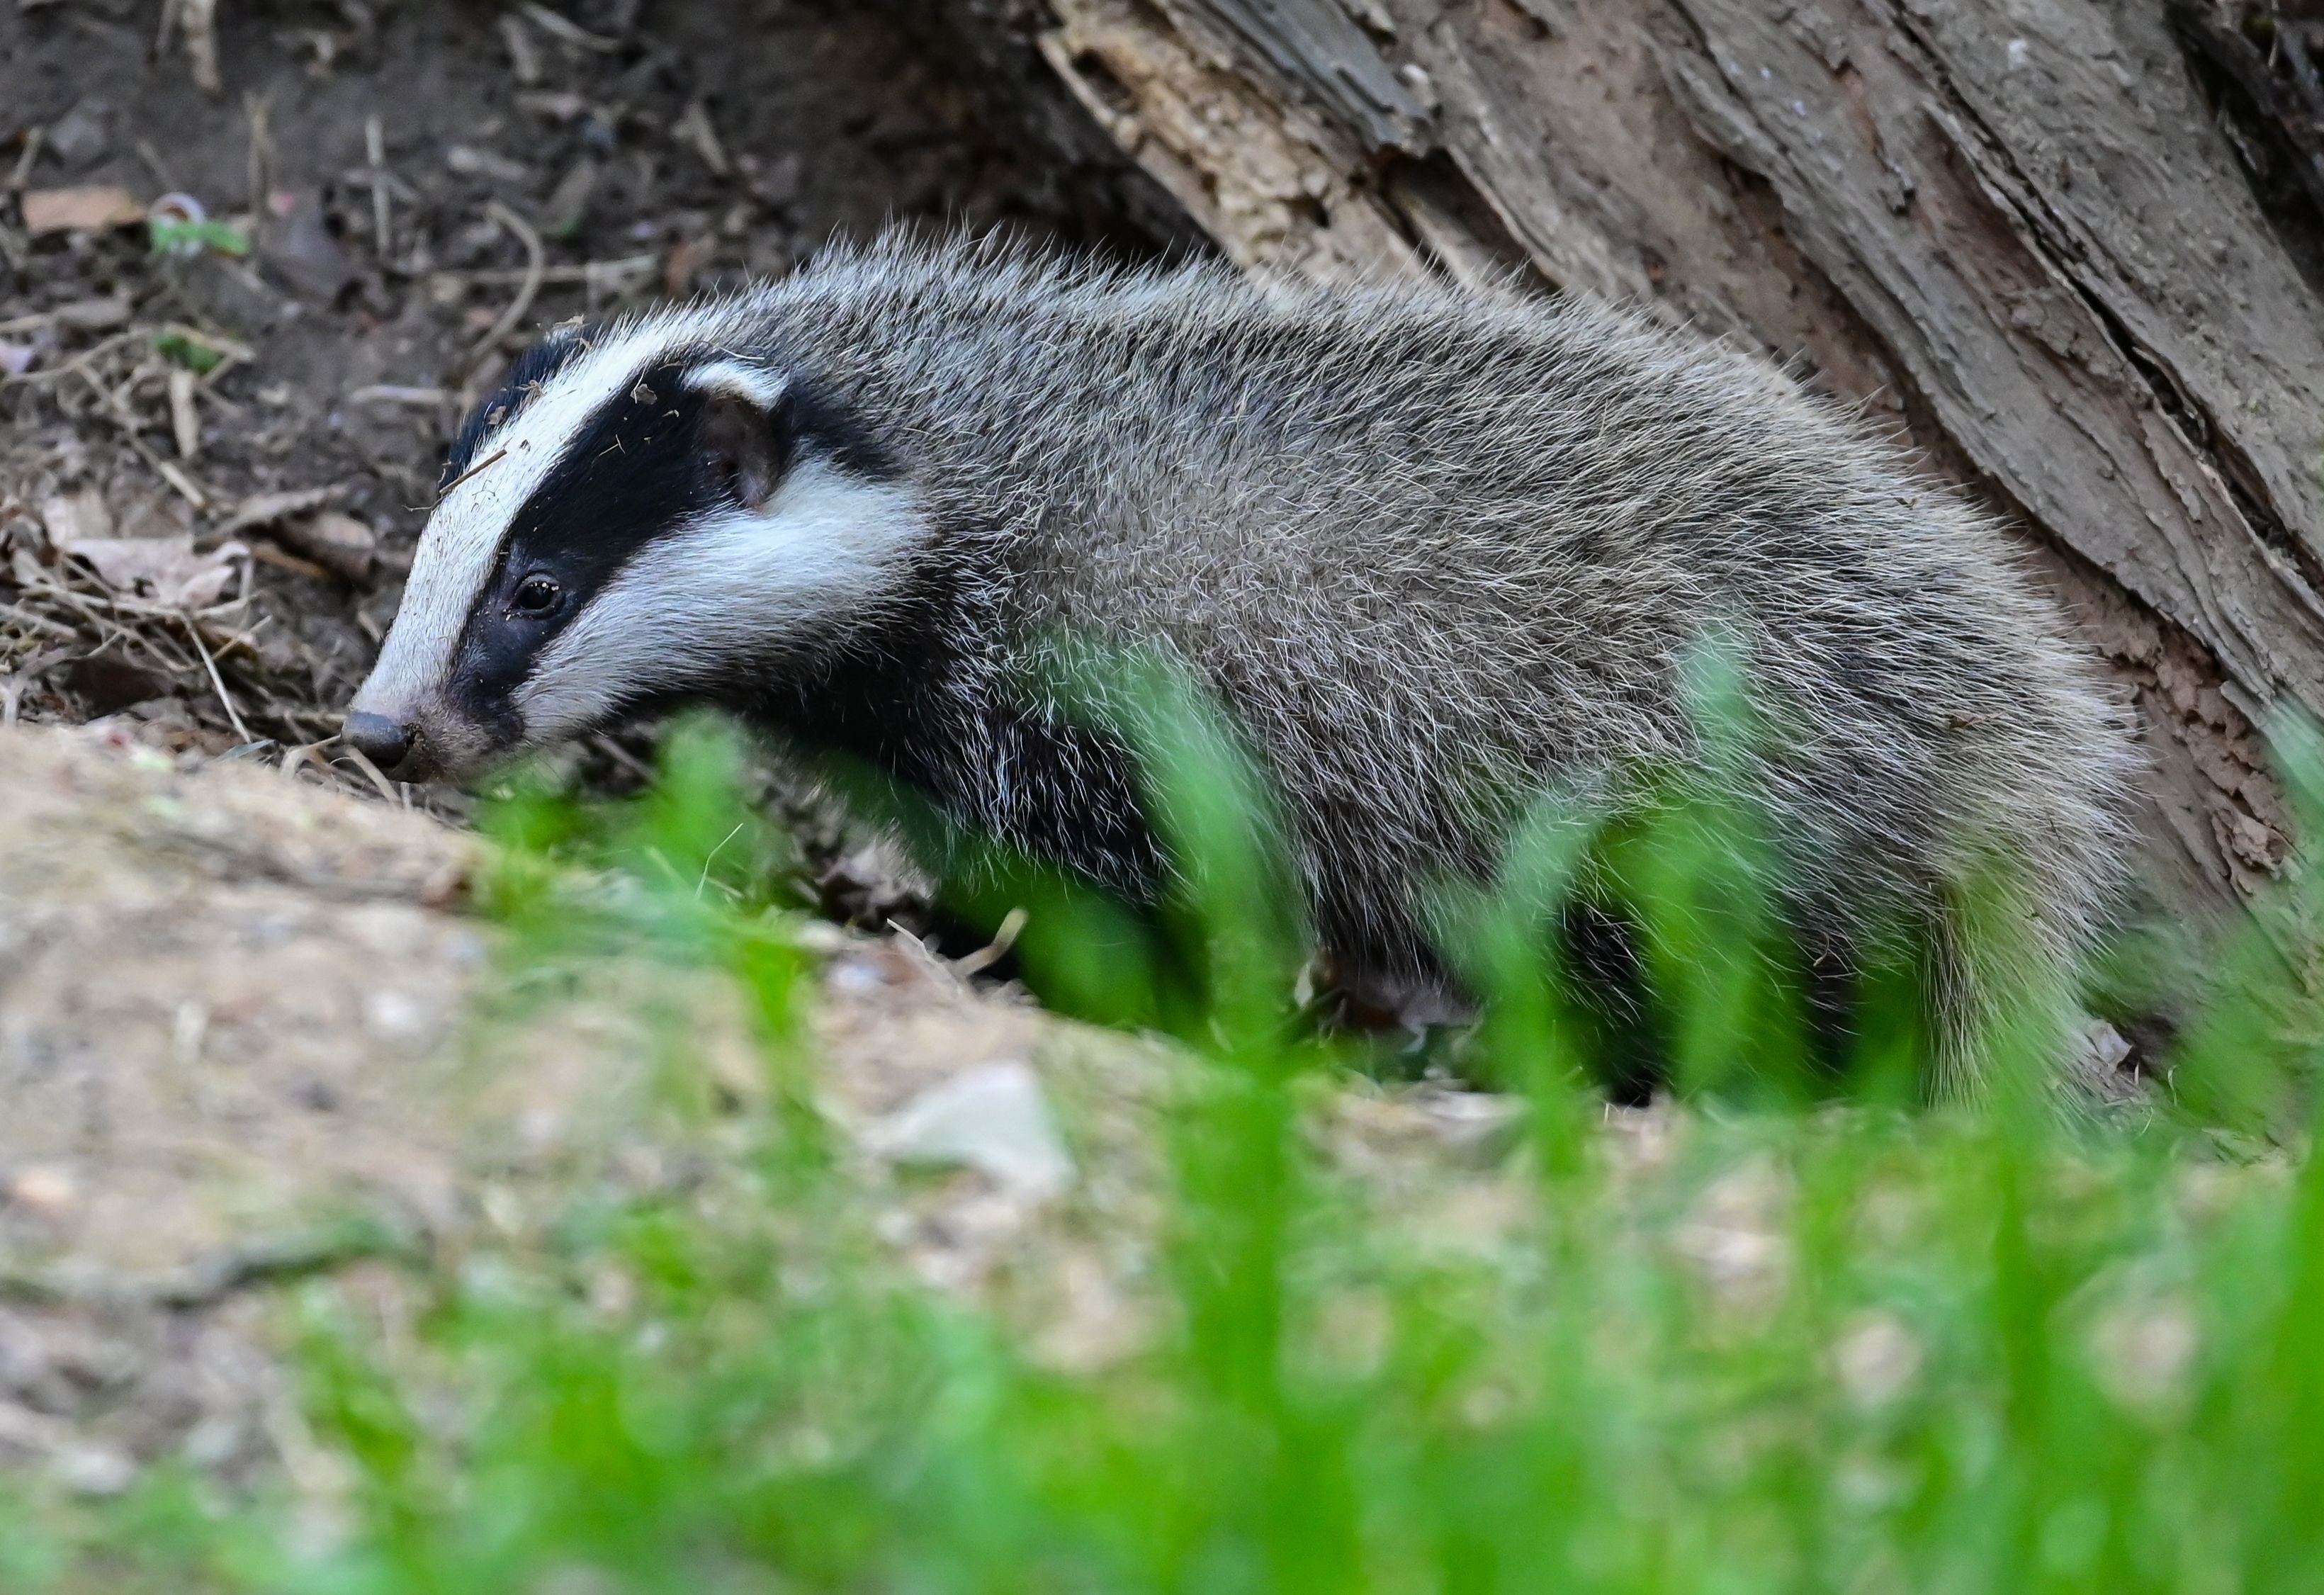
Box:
(340, 711, 415, 776)
(337, 692, 501, 783)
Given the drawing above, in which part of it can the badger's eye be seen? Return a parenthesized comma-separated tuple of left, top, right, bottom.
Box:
(512, 575, 563, 616)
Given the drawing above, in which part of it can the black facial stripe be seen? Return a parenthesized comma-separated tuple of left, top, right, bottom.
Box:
(439, 325, 599, 490)
(433, 348, 906, 738)
(442, 354, 720, 728)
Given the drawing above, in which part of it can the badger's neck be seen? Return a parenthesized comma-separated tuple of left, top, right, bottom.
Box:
(725, 541, 1166, 906)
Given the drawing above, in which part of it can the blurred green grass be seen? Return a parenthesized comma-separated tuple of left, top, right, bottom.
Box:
(11, 665, 2324, 1594)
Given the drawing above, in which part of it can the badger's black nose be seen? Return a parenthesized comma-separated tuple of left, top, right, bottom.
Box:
(342, 711, 413, 773)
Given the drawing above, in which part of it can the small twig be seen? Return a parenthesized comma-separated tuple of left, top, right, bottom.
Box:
(213, 482, 349, 537)
(69, 362, 213, 508)
(168, 366, 201, 459)
(0, 299, 130, 337)
(365, 114, 392, 257)
(348, 383, 456, 407)
(429, 254, 657, 290)
(18, 578, 152, 644)
(589, 733, 657, 784)
(675, 98, 732, 176)
(953, 906, 1030, 978)
(519, 2, 624, 52)
(244, 93, 273, 217)
(247, 543, 335, 582)
(161, 320, 256, 364)
(135, 137, 179, 193)
(500, 13, 543, 84)
(439, 445, 509, 498)
(695, 821, 748, 899)
(0, 329, 142, 388)
(1, 646, 72, 729)
(2284, 26, 2324, 128)
(20, 574, 244, 627)
(0, 602, 80, 642)
(336, 743, 401, 805)
(280, 738, 337, 779)
(16, 597, 120, 662)
(6, 126, 43, 192)
(0, 1219, 413, 1312)
(182, 611, 254, 743)
(260, 703, 346, 729)
(464, 201, 546, 376)
(179, 0, 221, 93)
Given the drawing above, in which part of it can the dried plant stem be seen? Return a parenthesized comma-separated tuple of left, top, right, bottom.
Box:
(465, 201, 545, 378)
(181, 612, 253, 744)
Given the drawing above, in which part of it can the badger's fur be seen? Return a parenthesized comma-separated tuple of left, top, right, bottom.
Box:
(348, 235, 2140, 1086)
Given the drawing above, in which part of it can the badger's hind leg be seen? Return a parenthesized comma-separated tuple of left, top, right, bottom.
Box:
(1917, 893, 2097, 1106)
(1550, 906, 1963, 1105)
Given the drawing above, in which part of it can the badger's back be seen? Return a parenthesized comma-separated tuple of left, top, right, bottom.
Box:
(733, 242, 2138, 1056)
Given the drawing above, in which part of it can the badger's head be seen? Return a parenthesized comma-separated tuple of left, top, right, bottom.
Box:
(342, 315, 925, 781)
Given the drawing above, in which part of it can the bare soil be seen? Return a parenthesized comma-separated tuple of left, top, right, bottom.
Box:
(0, 721, 1167, 1492)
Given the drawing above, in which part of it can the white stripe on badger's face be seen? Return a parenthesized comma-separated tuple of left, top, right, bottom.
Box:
(511, 457, 931, 744)
(351, 315, 701, 724)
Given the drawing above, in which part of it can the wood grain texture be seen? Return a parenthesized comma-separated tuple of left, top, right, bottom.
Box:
(1666, 0, 2324, 717)
(1035, 0, 1430, 280)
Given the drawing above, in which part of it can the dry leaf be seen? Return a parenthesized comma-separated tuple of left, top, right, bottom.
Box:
(20, 186, 147, 237)
(111, 484, 196, 543)
(215, 485, 348, 537)
(274, 511, 376, 581)
(39, 489, 113, 546)
(168, 368, 201, 461)
(64, 536, 241, 609)
(865, 1061, 1075, 1201)
(51, 298, 132, 330)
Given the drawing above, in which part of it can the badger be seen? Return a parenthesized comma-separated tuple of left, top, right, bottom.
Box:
(344, 234, 2140, 1088)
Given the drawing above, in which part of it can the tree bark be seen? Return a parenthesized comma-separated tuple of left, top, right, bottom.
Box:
(898, 0, 2324, 913)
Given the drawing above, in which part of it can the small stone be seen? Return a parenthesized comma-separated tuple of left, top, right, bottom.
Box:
(1834, 1312, 1922, 1408)
(261, 195, 359, 303)
(444, 145, 531, 182)
(541, 156, 599, 239)
(362, 989, 431, 1043)
(45, 98, 114, 170)
(181, 1413, 246, 1469)
(2090, 1300, 2198, 1415)
(755, 152, 804, 208)
(7, 1164, 79, 1216)
(867, 1061, 1073, 1200)
(52, 1443, 137, 1497)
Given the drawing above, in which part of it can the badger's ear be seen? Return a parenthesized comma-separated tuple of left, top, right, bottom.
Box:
(698, 377, 795, 512)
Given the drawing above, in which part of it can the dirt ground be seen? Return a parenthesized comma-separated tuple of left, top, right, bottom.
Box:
(0, 716, 1532, 1499)
(0, 718, 1146, 1491)
(0, 0, 1158, 791)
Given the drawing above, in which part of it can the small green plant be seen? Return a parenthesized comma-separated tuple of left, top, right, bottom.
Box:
(151, 332, 226, 375)
(147, 218, 251, 259)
